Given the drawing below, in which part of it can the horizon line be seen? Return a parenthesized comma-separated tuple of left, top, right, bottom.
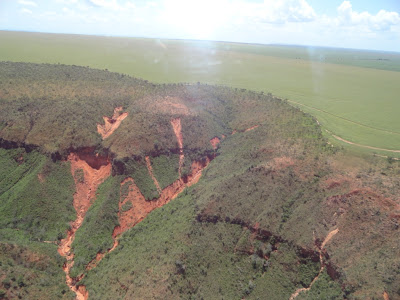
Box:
(1, 29, 399, 54)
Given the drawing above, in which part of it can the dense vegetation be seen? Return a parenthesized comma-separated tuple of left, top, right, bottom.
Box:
(0, 241, 74, 299)
(1, 31, 400, 153)
(0, 147, 75, 242)
(0, 62, 399, 299)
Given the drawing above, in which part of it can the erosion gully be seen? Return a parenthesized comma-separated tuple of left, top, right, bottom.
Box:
(57, 112, 214, 300)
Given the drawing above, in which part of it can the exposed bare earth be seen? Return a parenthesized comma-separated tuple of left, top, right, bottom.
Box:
(289, 228, 339, 300)
(62, 115, 213, 299)
(58, 152, 111, 300)
(210, 137, 221, 150)
(145, 156, 162, 195)
(171, 118, 184, 177)
(245, 125, 259, 132)
(148, 96, 192, 116)
(383, 291, 390, 300)
(113, 158, 211, 238)
(97, 107, 128, 139)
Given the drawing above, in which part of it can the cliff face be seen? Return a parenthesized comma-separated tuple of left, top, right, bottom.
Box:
(0, 62, 399, 300)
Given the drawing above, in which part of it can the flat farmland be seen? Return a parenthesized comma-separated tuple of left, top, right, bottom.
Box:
(1, 31, 399, 156)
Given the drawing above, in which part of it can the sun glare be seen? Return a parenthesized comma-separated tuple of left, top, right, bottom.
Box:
(163, 0, 229, 39)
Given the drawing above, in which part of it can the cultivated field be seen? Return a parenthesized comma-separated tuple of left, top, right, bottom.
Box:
(1, 31, 399, 156)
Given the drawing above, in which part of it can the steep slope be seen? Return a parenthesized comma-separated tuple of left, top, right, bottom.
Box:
(0, 62, 399, 300)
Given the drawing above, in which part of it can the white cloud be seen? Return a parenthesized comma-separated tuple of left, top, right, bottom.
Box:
(87, 0, 123, 10)
(264, 0, 316, 23)
(224, 0, 316, 25)
(56, 0, 79, 4)
(18, 0, 37, 7)
(158, 0, 316, 40)
(20, 8, 33, 14)
(13, 0, 397, 51)
(337, 1, 400, 31)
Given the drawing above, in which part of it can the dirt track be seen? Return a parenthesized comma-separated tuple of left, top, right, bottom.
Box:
(332, 134, 400, 153)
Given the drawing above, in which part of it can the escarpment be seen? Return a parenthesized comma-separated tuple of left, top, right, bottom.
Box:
(1, 62, 399, 300)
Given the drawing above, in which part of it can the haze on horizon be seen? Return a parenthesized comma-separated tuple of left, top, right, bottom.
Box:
(1, 0, 399, 52)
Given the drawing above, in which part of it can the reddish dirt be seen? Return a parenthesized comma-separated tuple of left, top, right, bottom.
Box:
(210, 137, 221, 150)
(97, 107, 128, 139)
(60, 116, 214, 299)
(383, 291, 390, 300)
(289, 228, 339, 300)
(37, 173, 45, 183)
(149, 97, 192, 115)
(114, 157, 211, 237)
(171, 118, 184, 177)
(86, 156, 213, 274)
(57, 152, 111, 300)
(145, 156, 162, 194)
(326, 188, 400, 214)
(245, 125, 259, 132)
(323, 177, 350, 190)
(271, 156, 296, 170)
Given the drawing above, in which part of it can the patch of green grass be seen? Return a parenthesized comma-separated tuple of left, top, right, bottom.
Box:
(73, 168, 84, 184)
(0, 240, 74, 299)
(150, 154, 180, 189)
(0, 148, 75, 241)
(297, 269, 344, 300)
(120, 201, 132, 213)
(120, 180, 133, 201)
(120, 158, 159, 200)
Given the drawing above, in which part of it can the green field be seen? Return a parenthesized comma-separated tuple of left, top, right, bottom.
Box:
(1, 30, 400, 155)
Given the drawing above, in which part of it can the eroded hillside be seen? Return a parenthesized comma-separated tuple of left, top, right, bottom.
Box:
(0, 62, 399, 300)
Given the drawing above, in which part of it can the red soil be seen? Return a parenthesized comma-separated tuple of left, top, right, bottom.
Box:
(271, 156, 296, 170)
(97, 107, 128, 139)
(60, 116, 214, 299)
(231, 125, 258, 135)
(289, 228, 339, 300)
(210, 137, 221, 150)
(57, 152, 111, 300)
(86, 156, 212, 274)
(114, 157, 211, 237)
(37, 173, 45, 183)
(245, 125, 259, 132)
(383, 291, 390, 300)
(171, 118, 184, 177)
(145, 156, 162, 195)
(150, 97, 192, 115)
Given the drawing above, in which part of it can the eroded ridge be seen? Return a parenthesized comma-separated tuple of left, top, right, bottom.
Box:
(210, 137, 221, 150)
(62, 116, 213, 299)
(57, 152, 111, 300)
(97, 107, 128, 139)
(289, 228, 339, 300)
(171, 118, 184, 177)
(145, 156, 162, 195)
(85, 156, 213, 274)
(113, 157, 211, 237)
(245, 125, 259, 132)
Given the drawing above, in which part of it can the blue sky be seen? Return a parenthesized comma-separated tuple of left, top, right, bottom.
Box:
(1, 0, 399, 51)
